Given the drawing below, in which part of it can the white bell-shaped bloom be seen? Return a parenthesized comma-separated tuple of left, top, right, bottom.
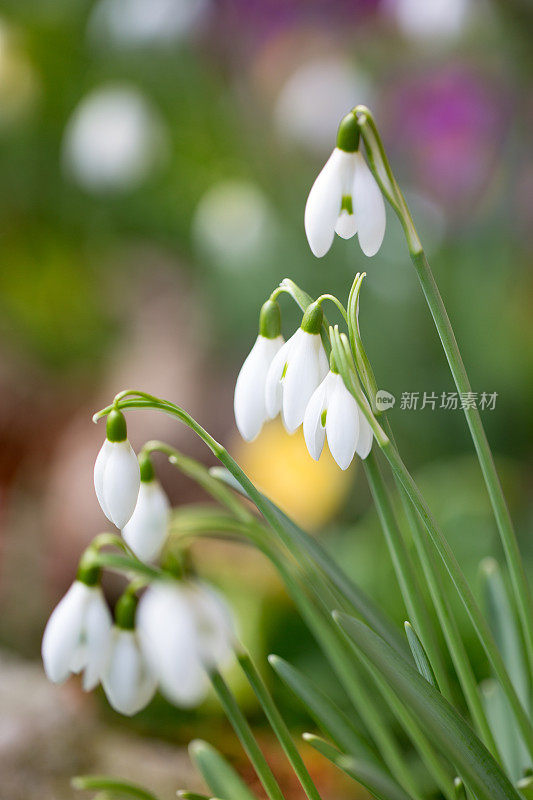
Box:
(94, 433, 140, 529)
(42, 580, 112, 690)
(122, 478, 170, 562)
(303, 371, 374, 470)
(265, 328, 328, 433)
(101, 627, 157, 716)
(305, 148, 386, 258)
(234, 334, 284, 441)
(137, 580, 235, 708)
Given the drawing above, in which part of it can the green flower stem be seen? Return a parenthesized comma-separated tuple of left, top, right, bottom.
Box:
(237, 651, 324, 800)
(379, 418, 499, 755)
(381, 437, 533, 758)
(142, 440, 252, 523)
(395, 466, 500, 757)
(208, 669, 287, 800)
(363, 450, 453, 700)
(330, 326, 533, 757)
(411, 248, 533, 679)
(314, 294, 349, 324)
(91, 552, 164, 582)
(354, 105, 533, 685)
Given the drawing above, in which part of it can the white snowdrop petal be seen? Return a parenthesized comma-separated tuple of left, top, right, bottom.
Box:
(265, 334, 295, 419)
(334, 209, 358, 239)
(81, 587, 113, 691)
(352, 152, 386, 257)
(138, 583, 206, 708)
(42, 581, 92, 684)
(122, 480, 170, 563)
(103, 441, 141, 529)
(234, 335, 284, 441)
(102, 629, 156, 716)
(355, 406, 374, 459)
(326, 375, 360, 470)
(303, 375, 330, 461)
(190, 582, 236, 668)
(283, 331, 325, 432)
(94, 439, 113, 519)
(305, 149, 354, 257)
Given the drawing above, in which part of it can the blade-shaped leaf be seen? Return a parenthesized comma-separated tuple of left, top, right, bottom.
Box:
(480, 559, 529, 706)
(209, 467, 408, 658)
(334, 612, 521, 800)
(404, 622, 438, 689)
(71, 776, 159, 800)
(268, 654, 380, 764)
(303, 733, 412, 800)
(188, 740, 260, 800)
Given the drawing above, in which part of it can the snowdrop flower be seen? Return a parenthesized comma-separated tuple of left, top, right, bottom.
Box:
(265, 302, 328, 433)
(137, 580, 235, 708)
(304, 113, 386, 258)
(122, 453, 170, 562)
(234, 300, 284, 441)
(303, 364, 374, 470)
(101, 592, 157, 716)
(42, 571, 112, 690)
(94, 409, 140, 529)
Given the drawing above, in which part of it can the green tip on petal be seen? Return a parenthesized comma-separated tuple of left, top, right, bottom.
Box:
(301, 301, 323, 335)
(106, 409, 127, 442)
(259, 299, 281, 339)
(139, 451, 155, 482)
(115, 591, 138, 630)
(336, 112, 359, 153)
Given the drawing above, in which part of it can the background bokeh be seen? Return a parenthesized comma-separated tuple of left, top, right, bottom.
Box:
(1, 0, 532, 798)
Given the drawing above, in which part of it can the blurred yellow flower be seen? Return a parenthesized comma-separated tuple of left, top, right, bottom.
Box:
(233, 419, 353, 530)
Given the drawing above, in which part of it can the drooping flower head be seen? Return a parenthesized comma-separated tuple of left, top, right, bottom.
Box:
(304, 112, 386, 258)
(137, 579, 235, 708)
(94, 409, 140, 529)
(265, 301, 328, 433)
(122, 452, 170, 563)
(303, 355, 373, 470)
(42, 560, 112, 690)
(234, 299, 284, 442)
(101, 591, 157, 716)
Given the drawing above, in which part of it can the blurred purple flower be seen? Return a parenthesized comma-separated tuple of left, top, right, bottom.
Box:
(217, 0, 382, 45)
(384, 65, 510, 209)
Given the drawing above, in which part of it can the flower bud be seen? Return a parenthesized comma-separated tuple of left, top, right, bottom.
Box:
(94, 410, 140, 529)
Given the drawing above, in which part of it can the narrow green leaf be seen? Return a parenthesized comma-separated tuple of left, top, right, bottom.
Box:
(480, 559, 530, 709)
(188, 740, 260, 800)
(268, 654, 379, 764)
(178, 792, 213, 800)
(209, 467, 408, 658)
(404, 622, 438, 689)
(481, 679, 526, 783)
(334, 612, 522, 800)
(71, 776, 159, 800)
(237, 651, 323, 800)
(303, 733, 412, 800)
